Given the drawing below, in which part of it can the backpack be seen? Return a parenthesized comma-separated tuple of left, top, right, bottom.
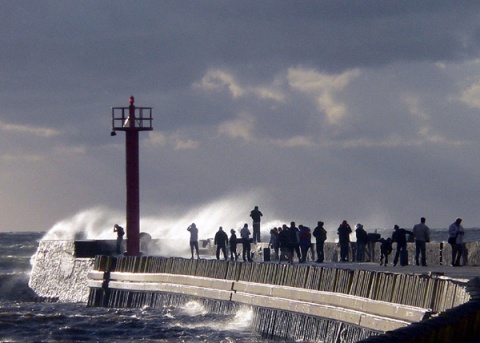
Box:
(300, 230, 311, 239)
(314, 227, 327, 241)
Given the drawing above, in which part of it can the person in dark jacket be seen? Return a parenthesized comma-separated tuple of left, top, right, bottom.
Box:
(289, 222, 301, 261)
(250, 206, 263, 244)
(214, 226, 228, 260)
(278, 224, 293, 264)
(337, 220, 352, 262)
(299, 225, 313, 263)
(379, 238, 393, 266)
(113, 224, 125, 255)
(448, 217, 465, 267)
(392, 225, 413, 266)
(355, 224, 369, 262)
(240, 223, 252, 262)
(229, 229, 238, 261)
(313, 221, 327, 263)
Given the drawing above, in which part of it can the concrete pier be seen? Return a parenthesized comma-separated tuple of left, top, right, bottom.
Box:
(28, 239, 480, 342)
(86, 255, 480, 342)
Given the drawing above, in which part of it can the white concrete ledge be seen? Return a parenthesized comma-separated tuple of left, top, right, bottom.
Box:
(109, 272, 234, 291)
(234, 281, 429, 322)
(88, 271, 104, 280)
(87, 279, 103, 288)
(109, 281, 232, 301)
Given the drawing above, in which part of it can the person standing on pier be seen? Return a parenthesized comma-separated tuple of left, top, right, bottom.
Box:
(240, 223, 252, 262)
(269, 227, 280, 260)
(113, 224, 125, 255)
(313, 221, 327, 263)
(337, 220, 352, 262)
(187, 223, 200, 259)
(250, 206, 263, 244)
(355, 224, 369, 262)
(214, 226, 229, 261)
(412, 217, 430, 266)
(289, 222, 301, 261)
(299, 225, 313, 263)
(278, 224, 293, 264)
(229, 229, 238, 261)
(392, 225, 413, 266)
(448, 217, 465, 267)
(379, 237, 393, 266)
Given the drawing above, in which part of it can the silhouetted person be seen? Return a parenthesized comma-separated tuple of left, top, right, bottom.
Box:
(413, 217, 430, 266)
(379, 238, 392, 266)
(278, 224, 293, 264)
(113, 224, 125, 255)
(250, 206, 263, 243)
(392, 225, 413, 266)
(289, 222, 301, 261)
(337, 220, 352, 262)
(229, 229, 238, 261)
(269, 227, 280, 260)
(187, 223, 200, 259)
(240, 223, 252, 262)
(299, 225, 313, 263)
(214, 226, 228, 260)
(355, 223, 369, 262)
(448, 217, 465, 266)
(313, 221, 327, 263)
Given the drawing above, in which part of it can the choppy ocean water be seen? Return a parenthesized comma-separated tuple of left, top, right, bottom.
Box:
(0, 232, 266, 342)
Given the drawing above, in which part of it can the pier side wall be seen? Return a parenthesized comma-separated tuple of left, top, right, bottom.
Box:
(87, 256, 475, 342)
(90, 255, 470, 313)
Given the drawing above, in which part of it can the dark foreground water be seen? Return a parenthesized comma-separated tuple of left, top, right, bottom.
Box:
(0, 232, 266, 342)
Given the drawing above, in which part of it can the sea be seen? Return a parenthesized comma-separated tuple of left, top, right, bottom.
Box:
(0, 231, 267, 343)
(1, 228, 479, 342)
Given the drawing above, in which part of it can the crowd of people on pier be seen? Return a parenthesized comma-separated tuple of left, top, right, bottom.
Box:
(185, 207, 466, 268)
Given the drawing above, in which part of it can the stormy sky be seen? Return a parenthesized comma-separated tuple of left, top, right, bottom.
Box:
(2, 1, 480, 237)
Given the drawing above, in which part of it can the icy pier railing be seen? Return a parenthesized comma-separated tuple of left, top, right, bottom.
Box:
(87, 256, 473, 341)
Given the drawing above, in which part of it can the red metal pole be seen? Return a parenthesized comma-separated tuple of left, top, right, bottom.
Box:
(125, 102, 140, 256)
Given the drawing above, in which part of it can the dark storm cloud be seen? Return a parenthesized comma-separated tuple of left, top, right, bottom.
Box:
(3, 1, 480, 83)
(2, 1, 480, 232)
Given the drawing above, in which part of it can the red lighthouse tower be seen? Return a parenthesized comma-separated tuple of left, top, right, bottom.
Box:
(111, 96, 153, 256)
